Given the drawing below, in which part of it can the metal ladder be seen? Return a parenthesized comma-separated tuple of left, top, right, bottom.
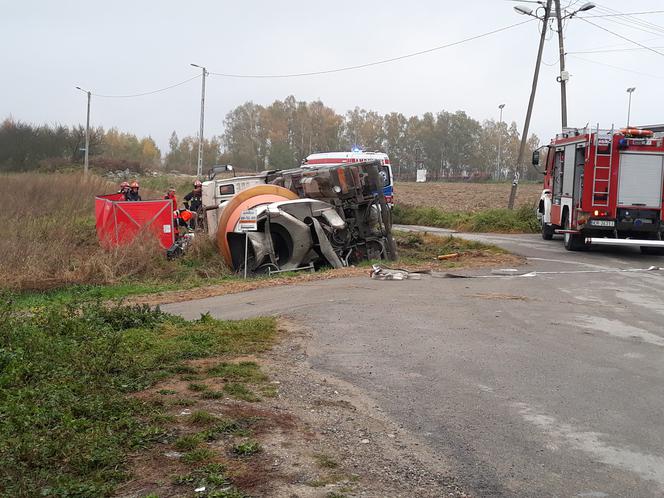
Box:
(591, 124, 614, 207)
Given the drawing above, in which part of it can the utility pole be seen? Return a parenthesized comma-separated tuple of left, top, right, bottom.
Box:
(551, 1, 595, 130)
(554, 0, 568, 129)
(508, 0, 552, 210)
(626, 87, 636, 127)
(75, 86, 91, 176)
(497, 104, 505, 180)
(191, 64, 207, 179)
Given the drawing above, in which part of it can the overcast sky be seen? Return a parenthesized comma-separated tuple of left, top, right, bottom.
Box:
(2, 0, 663, 151)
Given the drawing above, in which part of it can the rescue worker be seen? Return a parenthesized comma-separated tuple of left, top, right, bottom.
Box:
(126, 181, 142, 201)
(118, 181, 130, 199)
(183, 180, 203, 229)
(164, 186, 178, 211)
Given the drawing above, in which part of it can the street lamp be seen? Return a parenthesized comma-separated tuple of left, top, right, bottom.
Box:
(75, 86, 91, 176)
(514, 1, 595, 129)
(626, 87, 636, 128)
(554, 1, 595, 128)
(508, 0, 552, 209)
(191, 63, 208, 179)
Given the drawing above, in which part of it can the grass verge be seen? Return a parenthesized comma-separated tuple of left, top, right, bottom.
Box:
(392, 204, 539, 233)
(0, 296, 276, 497)
(393, 230, 507, 265)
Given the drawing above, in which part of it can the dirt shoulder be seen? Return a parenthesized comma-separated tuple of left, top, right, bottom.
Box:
(118, 319, 471, 498)
(258, 319, 471, 497)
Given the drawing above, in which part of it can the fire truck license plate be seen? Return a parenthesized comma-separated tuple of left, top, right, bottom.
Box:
(590, 220, 615, 227)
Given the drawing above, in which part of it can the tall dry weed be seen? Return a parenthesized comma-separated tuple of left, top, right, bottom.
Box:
(0, 173, 228, 290)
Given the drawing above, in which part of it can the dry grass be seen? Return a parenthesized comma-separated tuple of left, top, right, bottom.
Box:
(0, 173, 227, 291)
(394, 181, 542, 212)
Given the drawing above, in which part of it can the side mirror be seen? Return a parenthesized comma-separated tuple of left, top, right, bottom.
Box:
(532, 150, 540, 166)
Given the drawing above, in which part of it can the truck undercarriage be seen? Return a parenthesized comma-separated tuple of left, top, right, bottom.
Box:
(203, 160, 398, 273)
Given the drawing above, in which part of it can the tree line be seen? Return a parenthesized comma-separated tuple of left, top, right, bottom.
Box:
(1, 96, 541, 180)
(0, 118, 161, 172)
(220, 96, 541, 181)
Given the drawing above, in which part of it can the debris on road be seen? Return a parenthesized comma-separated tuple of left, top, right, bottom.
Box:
(437, 252, 459, 260)
(370, 265, 422, 281)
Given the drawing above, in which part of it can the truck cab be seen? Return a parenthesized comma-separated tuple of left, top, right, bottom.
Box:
(537, 126, 664, 253)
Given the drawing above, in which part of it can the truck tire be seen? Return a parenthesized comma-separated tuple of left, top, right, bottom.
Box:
(563, 217, 586, 251)
(541, 220, 554, 240)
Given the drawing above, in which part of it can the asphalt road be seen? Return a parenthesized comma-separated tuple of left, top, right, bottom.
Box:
(164, 231, 664, 497)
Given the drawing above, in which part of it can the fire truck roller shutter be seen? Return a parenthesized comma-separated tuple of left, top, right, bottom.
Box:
(216, 185, 299, 268)
(617, 153, 664, 208)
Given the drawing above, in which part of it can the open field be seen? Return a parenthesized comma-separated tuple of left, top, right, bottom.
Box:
(394, 181, 542, 212)
(2, 172, 519, 298)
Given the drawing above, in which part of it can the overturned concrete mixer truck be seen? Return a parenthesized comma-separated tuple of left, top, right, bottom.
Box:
(201, 160, 398, 273)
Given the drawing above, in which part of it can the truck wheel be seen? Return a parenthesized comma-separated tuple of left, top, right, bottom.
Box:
(541, 220, 554, 240)
(563, 217, 586, 251)
(640, 246, 664, 256)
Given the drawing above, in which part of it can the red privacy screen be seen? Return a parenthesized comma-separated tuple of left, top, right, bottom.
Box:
(95, 194, 175, 249)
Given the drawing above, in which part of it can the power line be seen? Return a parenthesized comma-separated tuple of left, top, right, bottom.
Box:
(569, 54, 664, 79)
(209, 19, 534, 79)
(578, 17, 664, 56)
(91, 74, 201, 98)
(591, 4, 664, 35)
(587, 6, 664, 37)
(568, 34, 664, 54)
(582, 10, 664, 19)
(569, 45, 664, 54)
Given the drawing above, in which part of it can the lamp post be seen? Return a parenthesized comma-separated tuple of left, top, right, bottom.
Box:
(626, 87, 636, 128)
(75, 86, 91, 176)
(191, 63, 208, 179)
(515, 1, 595, 131)
(497, 104, 505, 180)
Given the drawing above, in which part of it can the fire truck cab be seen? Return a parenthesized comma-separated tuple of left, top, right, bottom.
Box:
(536, 126, 664, 253)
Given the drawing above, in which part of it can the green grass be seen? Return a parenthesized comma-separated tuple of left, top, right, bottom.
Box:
(207, 361, 268, 382)
(189, 410, 218, 425)
(392, 204, 539, 233)
(172, 461, 247, 497)
(0, 296, 276, 497)
(232, 440, 262, 457)
(183, 447, 216, 464)
(174, 434, 202, 451)
(201, 419, 254, 441)
(10, 276, 239, 310)
(223, 383, 261, 402)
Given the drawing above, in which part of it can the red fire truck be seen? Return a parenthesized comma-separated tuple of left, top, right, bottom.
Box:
(536, 126, 664, 253)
